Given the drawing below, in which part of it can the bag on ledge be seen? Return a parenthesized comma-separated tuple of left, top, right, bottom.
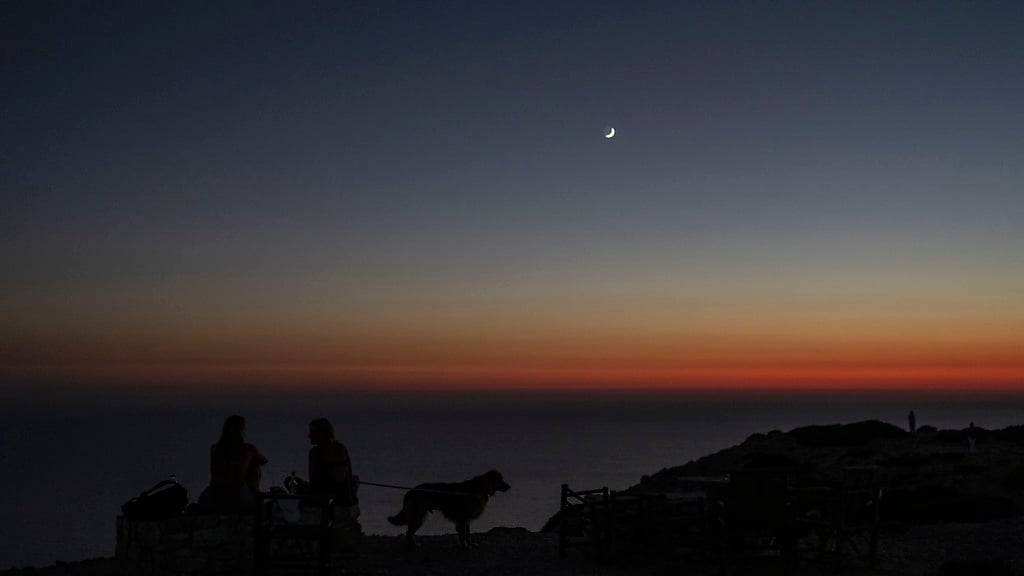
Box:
(122, 479, 188, 521)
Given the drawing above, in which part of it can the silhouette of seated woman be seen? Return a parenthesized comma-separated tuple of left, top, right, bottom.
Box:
(198, 415, 267, 514)
(307, 418, 358, 508)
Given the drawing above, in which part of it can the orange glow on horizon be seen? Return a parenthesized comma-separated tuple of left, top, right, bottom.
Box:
(4, 360, 1022, 393)
(4, 290, 1021, 392)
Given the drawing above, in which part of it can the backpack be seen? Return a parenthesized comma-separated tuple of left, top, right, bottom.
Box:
(122, 479, 189, 521)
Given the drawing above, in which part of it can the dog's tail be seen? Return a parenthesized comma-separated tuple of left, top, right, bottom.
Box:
(387, 508, 408, 526)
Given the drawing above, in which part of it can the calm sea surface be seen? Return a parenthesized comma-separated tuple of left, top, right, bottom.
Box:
(2, 389, 1023, 568)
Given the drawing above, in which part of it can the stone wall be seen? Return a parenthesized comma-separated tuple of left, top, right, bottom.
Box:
(116, 515, 253, 575)
(116, 509, 361, 575)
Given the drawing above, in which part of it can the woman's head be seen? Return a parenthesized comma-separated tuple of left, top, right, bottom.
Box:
(308, 418, 335, 445)
(219, 415, 246, 447)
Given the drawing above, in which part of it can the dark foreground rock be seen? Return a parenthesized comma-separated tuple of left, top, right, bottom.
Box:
(7, 521, 1024, 576)
(0, 532, 620, 576)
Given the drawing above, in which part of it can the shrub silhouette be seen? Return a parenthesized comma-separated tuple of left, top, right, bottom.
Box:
(788, 420, 907, 447)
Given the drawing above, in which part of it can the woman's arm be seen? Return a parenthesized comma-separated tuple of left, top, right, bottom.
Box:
(337, 444, 353, 481)
(255, 448, 269, 466)
(243, 444, 265, 492)
(246, 443, 268, 466)
(308, 447, 323, 490)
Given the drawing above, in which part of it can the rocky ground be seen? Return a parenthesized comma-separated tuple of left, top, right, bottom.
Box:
(4, 522, 1024, 576)
(630, 421, 1024, 525)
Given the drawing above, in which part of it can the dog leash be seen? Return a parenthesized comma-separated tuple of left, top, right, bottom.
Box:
(359, 480, 417, 491)
(359, 480, 475, 496)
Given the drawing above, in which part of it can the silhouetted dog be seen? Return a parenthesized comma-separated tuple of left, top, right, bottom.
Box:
(387, 470, 510, 549)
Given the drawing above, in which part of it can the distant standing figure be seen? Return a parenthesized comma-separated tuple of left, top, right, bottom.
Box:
(199, 415, 268, 513)
(908, 410, 916, 434)
(308, 418, 358, 508)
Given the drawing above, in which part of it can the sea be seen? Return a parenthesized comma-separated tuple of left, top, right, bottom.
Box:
(2, 388, 1023, 569)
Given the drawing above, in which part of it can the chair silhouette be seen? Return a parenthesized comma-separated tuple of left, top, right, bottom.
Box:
(796, 466, 882, 570)
(724, 468, 796, 568)
(558, 484, 611, 559)
(253, 493, 335, 576)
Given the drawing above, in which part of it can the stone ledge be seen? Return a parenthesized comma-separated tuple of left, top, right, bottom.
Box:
(116, 512, 361, 575)
(116, 515, 254, 575)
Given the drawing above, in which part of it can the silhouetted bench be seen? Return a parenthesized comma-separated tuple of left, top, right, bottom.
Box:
(559, 483, 713, 560)
(116, 513, 254, 574)
(723, 468, 798, 567)
(793, 465, 883, 570)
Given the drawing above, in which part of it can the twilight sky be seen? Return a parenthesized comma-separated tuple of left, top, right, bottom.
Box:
(2, 1, 1022, 390)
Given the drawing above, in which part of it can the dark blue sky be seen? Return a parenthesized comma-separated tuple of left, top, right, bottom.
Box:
(2, 1, 1023, 389)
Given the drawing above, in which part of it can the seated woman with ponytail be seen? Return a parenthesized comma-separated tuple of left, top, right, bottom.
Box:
(198, 415, 268, 514)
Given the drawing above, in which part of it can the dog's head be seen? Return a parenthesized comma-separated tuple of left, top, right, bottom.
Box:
(479, 470, 511, 495)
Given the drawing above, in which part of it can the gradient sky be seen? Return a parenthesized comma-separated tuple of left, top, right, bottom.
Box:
(2, 1, 1022, 391)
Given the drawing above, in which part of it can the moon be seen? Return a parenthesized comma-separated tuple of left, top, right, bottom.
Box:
(604, 127, 616, 139)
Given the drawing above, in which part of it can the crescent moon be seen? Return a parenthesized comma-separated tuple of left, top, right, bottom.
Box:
(604, 127, 616, 139)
